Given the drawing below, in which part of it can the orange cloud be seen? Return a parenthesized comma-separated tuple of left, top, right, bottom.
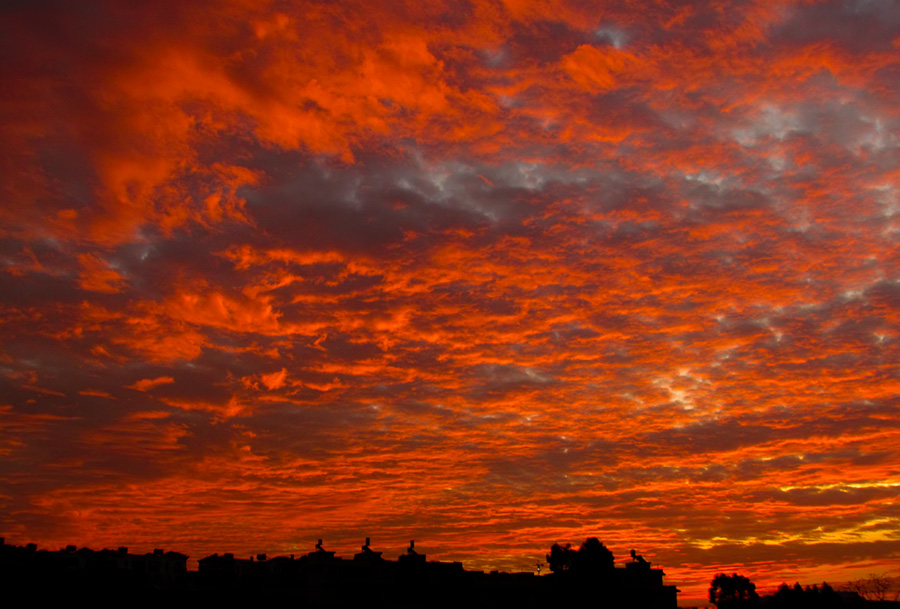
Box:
(260, 368, 287, 390)
(128, 377, 175, 392)
(77, 253, 129, 293)
(561, 44, 639, 91)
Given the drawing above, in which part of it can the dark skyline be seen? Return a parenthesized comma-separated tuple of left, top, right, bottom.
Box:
(1, 536, 683, 608)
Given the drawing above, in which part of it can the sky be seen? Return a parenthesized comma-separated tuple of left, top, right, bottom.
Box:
(1, 0, 899, 603)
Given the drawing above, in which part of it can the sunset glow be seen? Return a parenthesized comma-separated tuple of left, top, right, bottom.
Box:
(2, 1, 900, 603)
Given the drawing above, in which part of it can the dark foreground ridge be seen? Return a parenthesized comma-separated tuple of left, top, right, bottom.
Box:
(1, 536, 677, 608)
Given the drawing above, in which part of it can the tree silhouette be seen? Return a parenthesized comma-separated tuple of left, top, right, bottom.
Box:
(771, 581, 842, 608)
(576, 538, 614, 571)
(546, 538, 614, 575)
(842, 573, 895, 602)
(709, 573, 759, 608)
(546, 543, 575, 573)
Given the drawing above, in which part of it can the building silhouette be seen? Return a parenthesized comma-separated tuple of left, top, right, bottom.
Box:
(0, 535, 678, 608)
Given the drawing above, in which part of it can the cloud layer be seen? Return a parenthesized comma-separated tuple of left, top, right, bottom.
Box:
(2, 0, 899, 601)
